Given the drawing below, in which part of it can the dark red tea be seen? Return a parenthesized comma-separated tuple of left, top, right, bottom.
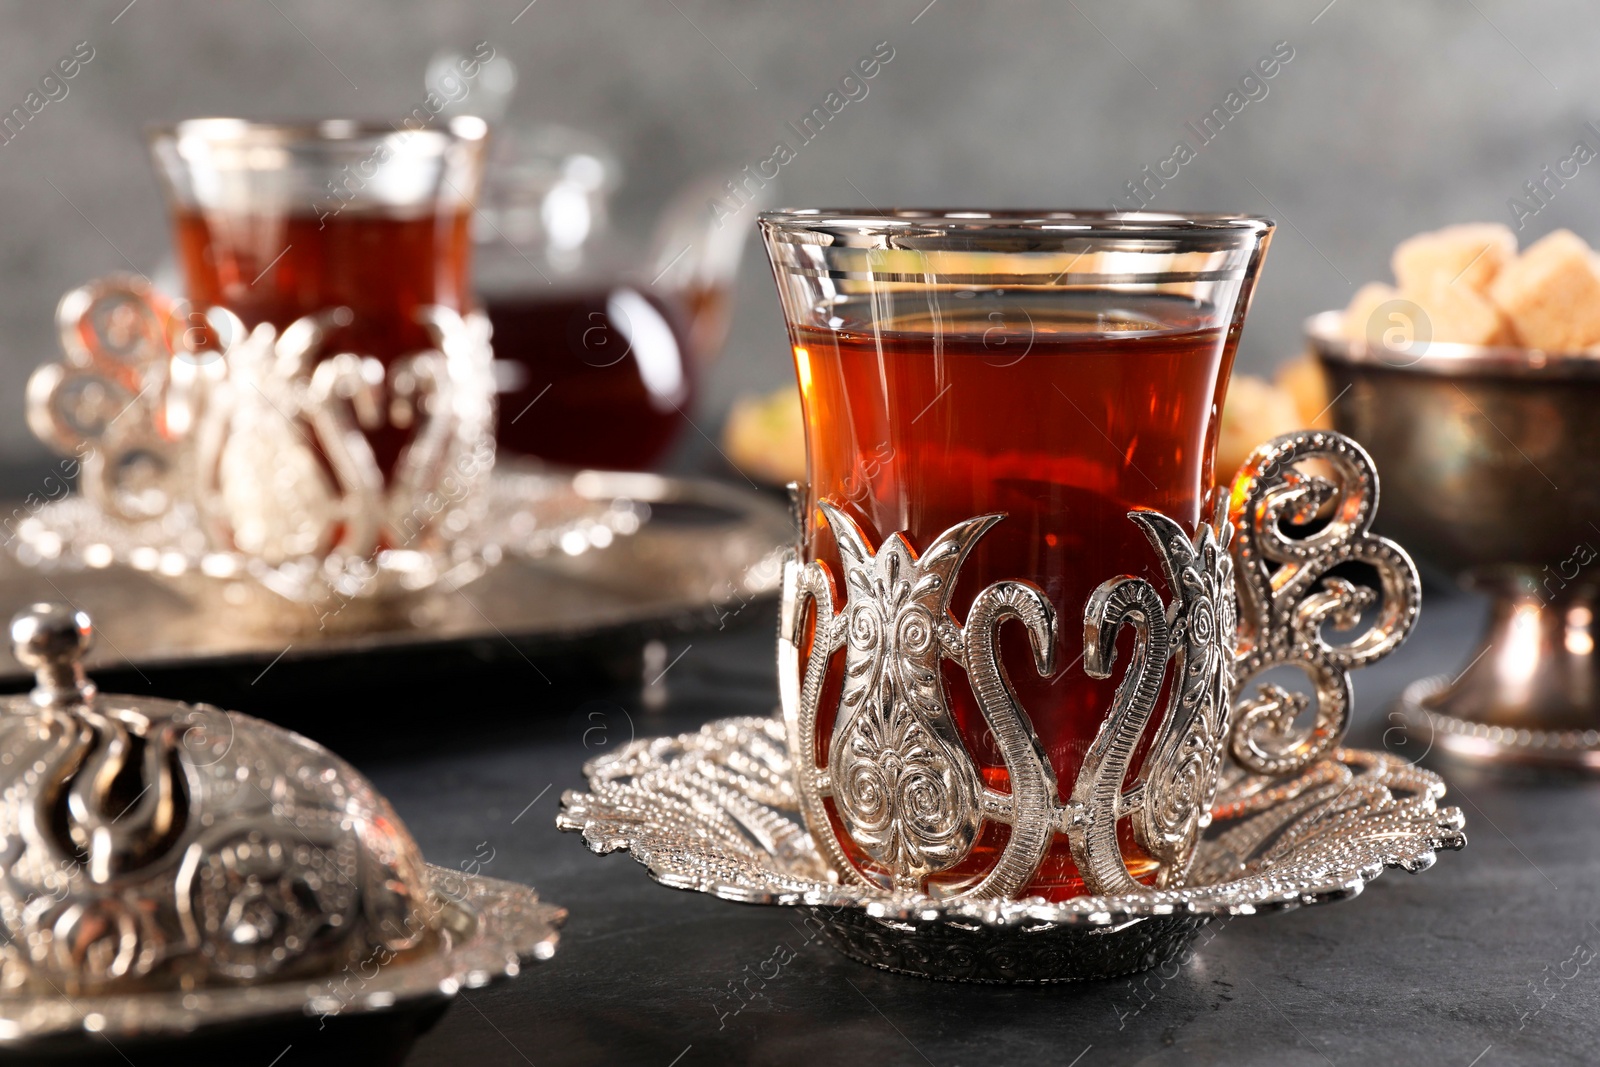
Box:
(173, 207, 473, 475)
(793, 302, 1235, 900)
(486, 288, 693, 470)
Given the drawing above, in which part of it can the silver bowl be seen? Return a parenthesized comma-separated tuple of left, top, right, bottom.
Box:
(1308, 309, 1600, 769)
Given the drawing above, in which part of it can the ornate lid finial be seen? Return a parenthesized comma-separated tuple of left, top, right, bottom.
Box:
(10, 601, 95, 706)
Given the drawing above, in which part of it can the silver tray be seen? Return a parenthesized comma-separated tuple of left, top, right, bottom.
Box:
(560, 716, 1467, 984)
(0, 468, 789, 689)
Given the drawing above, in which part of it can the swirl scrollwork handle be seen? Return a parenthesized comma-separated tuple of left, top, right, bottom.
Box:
(1227, 431, 1421, 776)
(25, 275, 228, 522)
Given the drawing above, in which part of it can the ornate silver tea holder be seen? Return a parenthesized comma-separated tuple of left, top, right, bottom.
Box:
(0, 603, 563, 1057)
(561, 431, 1466, 983)
(19, 275, 642, 633)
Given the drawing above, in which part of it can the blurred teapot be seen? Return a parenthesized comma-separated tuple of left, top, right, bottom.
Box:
(427, 51, 762, 470)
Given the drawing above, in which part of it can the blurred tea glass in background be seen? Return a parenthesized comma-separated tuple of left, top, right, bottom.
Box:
(148, 116, 490, 478)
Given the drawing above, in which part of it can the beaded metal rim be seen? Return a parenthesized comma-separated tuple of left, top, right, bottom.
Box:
(559, 716, 1465, 983)
(1397, 674, 1600, 770)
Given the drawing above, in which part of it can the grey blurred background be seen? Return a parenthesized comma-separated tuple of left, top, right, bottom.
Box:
(0, 0, 1595, 474)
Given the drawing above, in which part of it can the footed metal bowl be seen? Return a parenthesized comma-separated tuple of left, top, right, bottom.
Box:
(1309, 309, 1600, 770)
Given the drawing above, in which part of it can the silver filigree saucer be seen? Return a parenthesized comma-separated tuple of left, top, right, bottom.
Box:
(8, 460, 647, 632)
(559, 716, 1465, 983)
(9, 462, 646, 584)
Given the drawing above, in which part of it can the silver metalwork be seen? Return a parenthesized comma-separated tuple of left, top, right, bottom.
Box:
(774, 428, 1418, 906)
(562, 435, 1439, 982)
(1, 470, 782, 669)
(25, 275, 499, 609)
(25, 273, 203, 524)
(1227, 430, 1421, 776)
(1309, 308, 1600, 772)
(780, 504, 1056, 898)
(192, 305, 494, 586)
(9, 459, 645, 578)
(1396, 674, 1600, 771)
(780, 504, 1238, 903)
(0, 602, 561, 1049)
(1075, 509, 1238, 891)
(2, 866, 562, 1049)
(558, 716, 1466, 983)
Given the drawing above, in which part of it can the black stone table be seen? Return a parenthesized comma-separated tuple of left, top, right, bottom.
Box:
(343, 587, 1595, 1067)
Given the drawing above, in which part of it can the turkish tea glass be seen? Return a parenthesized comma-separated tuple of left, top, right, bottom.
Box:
(761, 209, 1273, 900)
(148, 117, 490, 478)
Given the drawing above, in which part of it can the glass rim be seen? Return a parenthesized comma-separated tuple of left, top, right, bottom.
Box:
(145, 115, 489, 150)
(760, 207, 1273, 237)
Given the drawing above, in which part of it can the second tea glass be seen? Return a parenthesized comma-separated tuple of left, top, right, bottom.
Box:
(145, 118, 494, 594)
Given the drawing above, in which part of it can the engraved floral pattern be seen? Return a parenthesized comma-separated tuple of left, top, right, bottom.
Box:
(823, 505, 993, 886)
(0, 693, 431, 996)
(1129, 511, 1238, 886)
(781, 504, 1056, 898)
(836, 697, 973, 873)
(183, 830, 360, 980)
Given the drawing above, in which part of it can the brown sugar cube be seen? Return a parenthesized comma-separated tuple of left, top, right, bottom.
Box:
(1488, 229, 1600, 352)
(1410, 278, 1512, 346)
(1392, 223, 1517, 295)
(1341, 282, 1401, 342)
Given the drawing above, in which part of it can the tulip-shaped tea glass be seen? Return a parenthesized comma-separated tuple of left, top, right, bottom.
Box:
(145, 118, 494, 589)
(761, 210, 1274, 902)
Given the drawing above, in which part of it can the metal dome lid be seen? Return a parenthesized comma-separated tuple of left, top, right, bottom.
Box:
(0, 603, 549, 1013)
